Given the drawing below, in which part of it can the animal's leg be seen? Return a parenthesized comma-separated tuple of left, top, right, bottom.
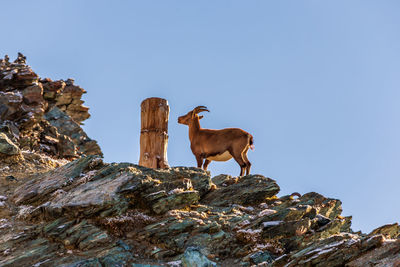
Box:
(203, 159, 211, 170)
(229, 147, 247, 176)
(242, 147, 251, 175)
(195, 155, 203, 168)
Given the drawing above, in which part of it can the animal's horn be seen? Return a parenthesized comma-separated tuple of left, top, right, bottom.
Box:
(193, 106, 210, 113)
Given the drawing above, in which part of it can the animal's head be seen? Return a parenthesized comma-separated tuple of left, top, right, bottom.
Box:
(178, 106, 210, 125)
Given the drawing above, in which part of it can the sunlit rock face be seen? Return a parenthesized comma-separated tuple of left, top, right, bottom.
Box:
(0, 53, 399, 266)
(0, 53, 102, 159)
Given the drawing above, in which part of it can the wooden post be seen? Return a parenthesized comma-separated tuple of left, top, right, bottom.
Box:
(139, 97, 170, 169)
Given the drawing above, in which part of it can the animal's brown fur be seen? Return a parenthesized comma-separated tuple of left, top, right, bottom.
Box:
(178, 106, 254, 176)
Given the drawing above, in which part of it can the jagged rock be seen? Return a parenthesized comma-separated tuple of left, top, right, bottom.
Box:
(50, 82, 90, 124)
(3, 54, 10, 63)
(0, 133, 20, 155)
(45, 107, 102, 156)
(143, 203, 262, 259)
(3, 155, 400, 266)
(43, 106, 78, 135)
(211, 174, 232, 187)
(57, 134, 78, 158)
(257, 205, 315, 223)
(181, 247, 218, 267)
(0, 91, 23, 121)
(9, 65, 38, 88)
(22, 84, 44, 105)
(297, 192, 343, 220)
(0, 121, 20, 143)
(0, 53, 101, 158)
(258, 192, 343, 225)
(273, 233, 385, 267)
(339, 216, 352, 233)
(13, 157, 212, 219)
(14, 53, 26, 64)
(368, 223, 400, 239)
(42, 79, 66, 99)
(296, 217, 353, 250)
(262, 219, 311, 239)
(237, 191, 353, 254)
(202, 175, 280, 206)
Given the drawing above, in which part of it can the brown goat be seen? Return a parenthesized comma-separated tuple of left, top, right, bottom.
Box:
(178, 106, 254, 176)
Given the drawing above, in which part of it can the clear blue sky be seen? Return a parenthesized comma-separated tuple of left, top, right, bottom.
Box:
(2, 1, 400, 233)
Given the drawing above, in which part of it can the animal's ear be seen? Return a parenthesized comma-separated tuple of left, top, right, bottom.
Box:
(199, 115, 204, 120)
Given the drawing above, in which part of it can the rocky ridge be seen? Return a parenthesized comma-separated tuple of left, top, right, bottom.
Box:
(1, 156, 399, 266)
(0, 53, 101, 160)
(0, 54, 399, 266)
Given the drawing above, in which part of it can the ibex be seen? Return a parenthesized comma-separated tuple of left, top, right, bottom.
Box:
(178, 106, 254, 176)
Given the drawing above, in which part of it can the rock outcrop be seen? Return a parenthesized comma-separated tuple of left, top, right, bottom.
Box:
(0, 53, 399, 266)
(0, 53, 102, 159)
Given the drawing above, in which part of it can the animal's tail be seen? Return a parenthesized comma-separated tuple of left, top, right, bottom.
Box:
(249, 135, 255, 151)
